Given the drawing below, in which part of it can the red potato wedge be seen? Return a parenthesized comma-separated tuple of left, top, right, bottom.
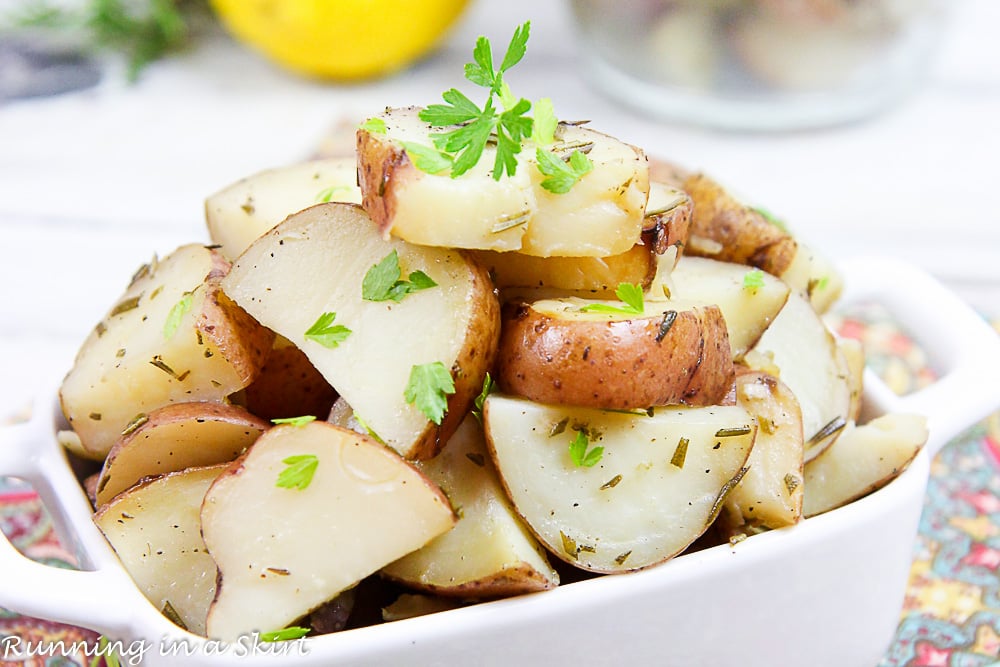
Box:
(201, 421, 456, 641)
(243, 337, 338, 422)
(205, 157, 361, 261)
(382, 417, 559, 598)
(95, 402, 269, 507)
(60, 244, 274, 459)
(642, 181, 693, 256)
(484, 394, 756, 572)
(95, 464, 227, 636)
(496, 297, 733, 410)
(221, 202, 500, 460)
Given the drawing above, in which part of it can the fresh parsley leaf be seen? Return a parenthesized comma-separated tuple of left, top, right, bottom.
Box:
(431, 105, 498, 177)
(362, 250, 438, 303)
(271, 415, 316, 427)
(260, 626, 311, 642)
(422, 88, 483, 126)
(471, 372, 495, 423)
(405, 362, 455, 425)
(532, 97, 557, 145)
(752, 206, 789, 233)
(464, 35, 496, 89)
(276, 455, 319, 491)
(743, 269, 765, 290)
(580, 283, 645, 315)
(352, 412, 385, 444)
(500, 21, 531, 77)
(163, 291, 192, 339)
(359, 117, 387, 134)
(315, 184, 353, 203)
(568, 431, 604, 467)
(535, 148, 593, 194)
(304, 312, 352, 348)
(400, 141, 453, 174)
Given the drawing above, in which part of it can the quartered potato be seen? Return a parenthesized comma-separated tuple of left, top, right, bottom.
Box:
(358, 107, 648, 256)
(205, 157, 362, 260)
(484, 394, 756, 572)
(642, 181, 693, 256)
(95, 464, 226, 636)
(382, 416, 559, 597)
(497, 296, 733, 410)
(744, 290, 851, 462)
(803, 413, 928, 517)
(837, 336, 865, 422)
(221, 202, 499, 459)
(666, 256, 791, 358)
(95, 402, 269, 507)
(721, 371, 804, 531)
(243, 336, 339, 422)
(60, 244, 274, 459)
(201, 421, 455, 641)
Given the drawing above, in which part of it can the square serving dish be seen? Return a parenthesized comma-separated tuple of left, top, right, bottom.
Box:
(1, 256, 998, 667)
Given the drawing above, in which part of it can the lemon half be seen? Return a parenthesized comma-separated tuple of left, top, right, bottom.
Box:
(211, 0, 470, 80)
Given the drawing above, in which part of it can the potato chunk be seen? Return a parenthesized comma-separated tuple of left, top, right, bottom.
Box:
(60, 244, 274, 459)
(484, 394, 755, 572)
(202, 421, 455, 640)
(221, 203, 499, 459)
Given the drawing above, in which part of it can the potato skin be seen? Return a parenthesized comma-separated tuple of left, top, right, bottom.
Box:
(244, 343, 338, 421)
(496, 302, 733, 409)
(356, 112, 414, 239)
(683, 173, 797, 277)
(642, 188, 692, 256)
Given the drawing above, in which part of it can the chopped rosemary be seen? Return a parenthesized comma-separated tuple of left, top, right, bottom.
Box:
(465, 452, 486, 467)
(706, 467, 750, 525)
(491, 210, 531, 233)
(560, 530, 578, 559)
(600, 474, 623, 490)
(121, 413, 149, 437)
(162, 600, 188, 630)
(807, 416, 847, 446)
(549, 417, 569, 437)
(110, 296, 141, 316)
(614, 550, 632, 566)
(670, 437, 689, 469)
(715, 426, 752, 438)
(655, 310, 677, 343)
(784, 473, 801, 495)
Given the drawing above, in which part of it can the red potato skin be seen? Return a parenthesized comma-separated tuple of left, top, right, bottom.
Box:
(356, 115, 414, 239)
(641, 188, 692, 256)
(496, 302, 734, 410)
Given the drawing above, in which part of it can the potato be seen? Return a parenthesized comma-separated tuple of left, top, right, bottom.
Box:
(744, 290, 851, 462)
(357, 108, 648, 256)
(721, 370, 804, 531)
(382, 417, 559, 597)
(95, 402, 269, 507)
(779, 241, 844, 313)
(243, 336, 338, 422)
(95, 464, 226, 636)
(838, 336, 865, 422)
(469, 243, 656, 295)
(60, 245, 274, 459)
(642, 181, 693, 256)
(497, 296, 733, 410)
(205, 157, 361, 261)
(201, 421, 455, 640)
(484, 394, 756, 572)
(221, 202, 499, 459)
(682, 173, 798, 277)
(665, 256, 791, 358)
(803, 413, 928, 517)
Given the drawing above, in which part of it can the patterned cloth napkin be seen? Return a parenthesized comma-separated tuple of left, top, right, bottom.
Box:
(1, 310, 998, 666)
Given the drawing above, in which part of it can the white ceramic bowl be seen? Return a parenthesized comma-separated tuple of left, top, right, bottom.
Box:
(1, 256, 998, 667)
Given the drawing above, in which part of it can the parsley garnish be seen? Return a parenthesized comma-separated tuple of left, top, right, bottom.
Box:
(416, 22, 534, 180)
(743, 269, 765, 291)
(536, 148, 594, 194)
(471, 372, 495, 423)
(568, 431, 604, 467)
(531, 97, 557, 146)
(752, 206, 789, 233)
(405, 362, 456, 425)
(316, 185, 352, 203)
(352, 412, 385, 444)
(304, 312, 352, 348)
(260, 626, 310, 642)
(362, 250, 437, 303)
(580, 283, 645, 315)
(276, 455, 319, 491)
(271, 415, 316, 427)
(163, 291, 192, 339)
(359, 117, 387, 134)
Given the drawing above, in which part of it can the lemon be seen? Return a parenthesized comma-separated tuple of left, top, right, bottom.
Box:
(210, 0, 470, 80)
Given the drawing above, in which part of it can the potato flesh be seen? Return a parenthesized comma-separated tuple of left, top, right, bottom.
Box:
(95, 465, 226, 636)
(723, 372, 804, 530)
(205, 158, 362, 261)
(803, 413, 927, 517)
(221, 203, 498, 459)
(359, 108, 648, 256)
(745, 290, 851, 461)
(518, 124, 648, 257)
(60, 245, 259, 458)
(665, 256, 791, 358)
(96, 403, 268, 506)
(382, 417, 559, 596)
(202, 422, 455, 640)
(779, 242, 844, 314)
(484, 395, 755, 572)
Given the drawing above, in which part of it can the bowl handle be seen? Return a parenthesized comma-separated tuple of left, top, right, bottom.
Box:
(837, 256, 1000, 456)
(0, 396, 148, 637)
